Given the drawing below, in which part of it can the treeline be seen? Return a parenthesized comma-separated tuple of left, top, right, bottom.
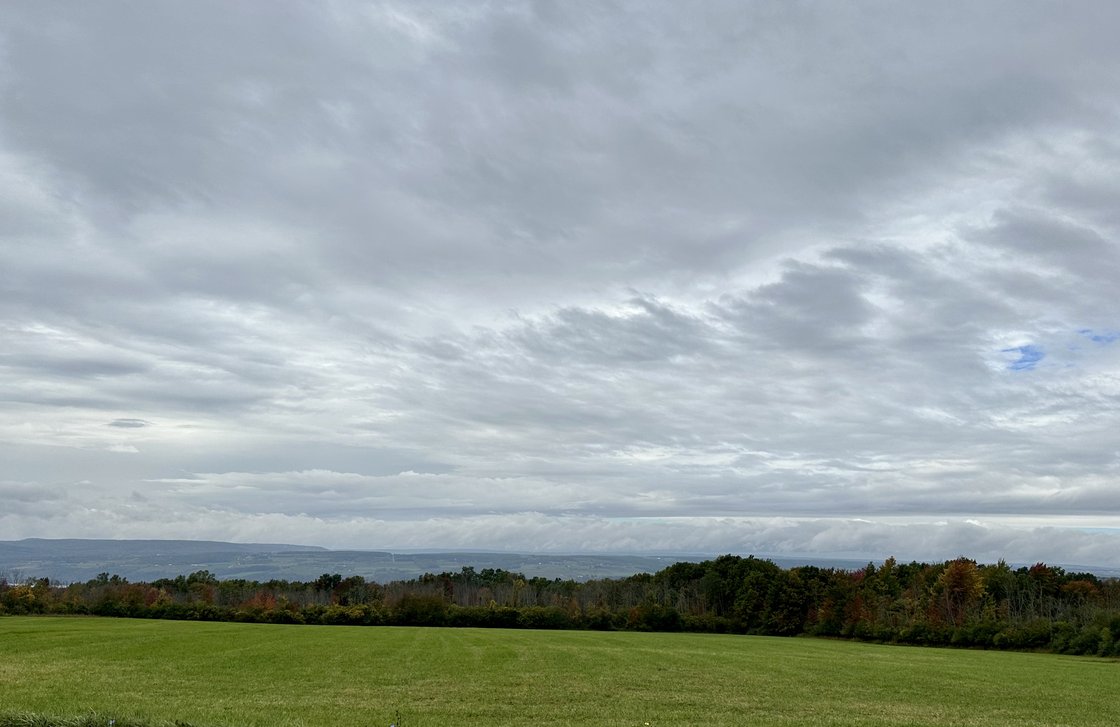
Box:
(3, 556, 1119, 656)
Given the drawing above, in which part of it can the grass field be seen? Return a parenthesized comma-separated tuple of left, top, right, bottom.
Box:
(0, 617, 1115, 727)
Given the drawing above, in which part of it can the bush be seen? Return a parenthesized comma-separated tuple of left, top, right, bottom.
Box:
(320, 604, 379, 626)
(626, 604, 682, 632)
(393, 594, 447, 626)
(444, 605, 523, 628)
(263, 608, 305, 625)
(950, 621, 999, 648)
(583, 607, 616, 631)
(484, 606, 522, 629)
(993, 620, 1054, 651)
(681, 614, 737, 634)
(517, 606, 572, 630)
(1064, 624, 1102, 656)
(897, 622, 949, 646)
(1048, 621, 1077, 653)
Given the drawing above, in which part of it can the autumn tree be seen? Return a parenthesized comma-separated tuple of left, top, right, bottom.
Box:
(936, 558, 984, 626)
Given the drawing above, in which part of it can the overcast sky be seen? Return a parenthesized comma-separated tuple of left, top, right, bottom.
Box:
(3, 2, 1120, 566)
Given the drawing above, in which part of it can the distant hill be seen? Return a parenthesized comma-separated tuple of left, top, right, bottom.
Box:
(5, 538, 326, 557)
(0, 538, 327, 583)
(10, 538, 1111, 585)
(0, 538, 738, 583)
(0, 538, 884, 584)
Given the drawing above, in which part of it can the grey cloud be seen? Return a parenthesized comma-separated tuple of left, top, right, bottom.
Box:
(513, 298, 711, 365)
(107, 418, 150, 429)
(8, 1, 1112, 299)
(0, 481, 66, 504)
(2, 354, 148, 379)
(974, 208, 1120, 287)
(0, 480, 71, 520)
(720, 263, 876, 356)
(3, 3, 1120, 564)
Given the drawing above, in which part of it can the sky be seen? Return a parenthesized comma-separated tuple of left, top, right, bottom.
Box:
(2, 2, 1120, 567)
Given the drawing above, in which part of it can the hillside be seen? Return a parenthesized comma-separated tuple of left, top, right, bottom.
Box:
(0, 538, 739, 583)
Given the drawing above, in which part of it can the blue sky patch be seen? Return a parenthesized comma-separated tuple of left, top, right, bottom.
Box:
(1003, 344, 1044, 371)
(1077, 328, 1119, 345)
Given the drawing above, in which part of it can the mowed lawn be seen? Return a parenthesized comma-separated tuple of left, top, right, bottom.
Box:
(0, 617, 1115, 727)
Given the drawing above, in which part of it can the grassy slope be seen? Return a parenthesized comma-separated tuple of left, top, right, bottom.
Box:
(0, 617, 1115, 727)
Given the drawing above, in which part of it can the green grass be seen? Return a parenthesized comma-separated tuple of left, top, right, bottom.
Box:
(0, 617, 1115, 727)
(0, 715, 195, 727)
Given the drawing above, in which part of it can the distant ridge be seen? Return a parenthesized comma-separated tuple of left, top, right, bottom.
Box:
(4, 538, 1114, 584)
(0, 538, 725, 583)
(0, 538, 878, 584)
(8, 538, 328, 555)
(0, 538, 332, 584)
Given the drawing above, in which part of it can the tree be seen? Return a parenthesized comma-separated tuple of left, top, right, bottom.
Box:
(937, 558, 984, 626)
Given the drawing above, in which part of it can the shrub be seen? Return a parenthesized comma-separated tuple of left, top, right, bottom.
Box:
(626, 604, 682, 632)
(583, 607, 616, 631)
(393, 594, 447, 626)
(681, 614, 737, 634)
(1064, 625, 1101, 656)
(992, 619, 1053, 651)
(950, 621, 999, 648)
(263, 608, 305, 625)
(517, 606, 572, 630)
